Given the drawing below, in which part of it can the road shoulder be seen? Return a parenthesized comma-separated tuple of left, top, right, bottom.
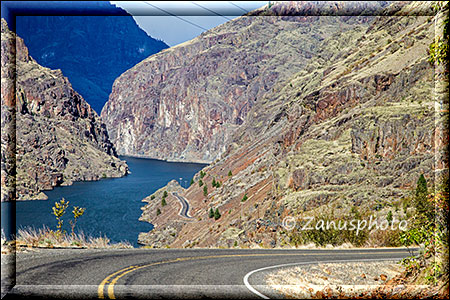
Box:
(261, 260, 442, 299)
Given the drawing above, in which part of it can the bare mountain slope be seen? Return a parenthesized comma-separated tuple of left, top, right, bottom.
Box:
(137, 1, 448, 248)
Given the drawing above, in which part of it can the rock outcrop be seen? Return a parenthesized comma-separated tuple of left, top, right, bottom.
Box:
(101, 1, 389, 163)
(14, 2, 168, 113)
(137, 1, 448, 248)
(1, 19, 128, 201)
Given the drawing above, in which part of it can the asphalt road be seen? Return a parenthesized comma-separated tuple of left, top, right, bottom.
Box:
(2, 247, 417, 299)
(172, 192, 192, 218)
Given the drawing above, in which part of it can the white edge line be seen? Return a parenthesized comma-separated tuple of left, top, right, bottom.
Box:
(243, 257, 405, 299)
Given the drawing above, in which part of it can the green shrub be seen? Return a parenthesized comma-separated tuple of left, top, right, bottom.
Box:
(156, 208, 161, 216)
(228, 170, 232, 177)
(399, 175, 449, 284)
(288, 211, 369, 247)
(52, 198, 86, 240)
(52, 198, 69, 235)
(203, 185, 208, 197)
(161, 198, 167, 207)
(69, 206, 85, 238)
(209, 208, 214, 218)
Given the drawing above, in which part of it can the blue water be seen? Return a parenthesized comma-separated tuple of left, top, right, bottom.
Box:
(1, 156, 206, 247)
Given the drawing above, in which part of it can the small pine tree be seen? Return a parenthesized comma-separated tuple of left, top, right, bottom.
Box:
(199, 179, 203, 187)
(156, 208, 161, 216)
(241, 194, 248, 202)
(190, 178, 194, 186)
(150, 195, 155, 200)
(209, 207, 214, 218)
(161, 198, 167, 207)
(214, 208, 221, 220)
(212, 178, 216, 187)
(228, 170, 232, 177)
(200, 171, 206, 179)
(203, 185, 208, 196)
(163, 191, 168, 198)
(216, 181, 221, 188)
(415, 174, 430, 217)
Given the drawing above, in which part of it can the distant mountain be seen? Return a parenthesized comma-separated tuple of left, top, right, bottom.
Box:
(101, 1, 389, 163)
(1, 19, 128, 201)
(14, 1, 169, 113)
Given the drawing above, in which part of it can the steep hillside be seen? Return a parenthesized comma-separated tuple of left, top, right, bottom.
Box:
(101, 2, 389, 163)
(1, 19, 128, 201)
(138, 1, 448, 248)
(14, 2, 168, 113)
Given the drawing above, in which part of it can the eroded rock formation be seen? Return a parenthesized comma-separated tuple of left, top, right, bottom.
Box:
(1, 19, 128, 201)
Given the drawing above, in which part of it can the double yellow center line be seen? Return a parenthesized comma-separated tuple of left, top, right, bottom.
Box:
(98, 256, 194, 299)
(99, 254, 270, 299)
(97, 251, 407, 299)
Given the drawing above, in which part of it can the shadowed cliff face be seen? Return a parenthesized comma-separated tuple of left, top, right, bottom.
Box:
(1, 19, 128, 201)
(15, 3, 169, 114)
(137, 1, 448, 248)
(101, 2, 391, 163)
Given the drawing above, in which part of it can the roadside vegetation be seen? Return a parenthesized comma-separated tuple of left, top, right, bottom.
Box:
(1, 198, 132, 253)
(284, 174, 447, 249)
(399, 176, 448, 288)
(275, 175, 448, 296)
(397, 1, 449, 291)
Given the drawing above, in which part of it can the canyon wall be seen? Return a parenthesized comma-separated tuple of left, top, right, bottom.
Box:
(102, 2, 389, 163)
(1, 19, 128, 201)
(14, 2, 169, 113)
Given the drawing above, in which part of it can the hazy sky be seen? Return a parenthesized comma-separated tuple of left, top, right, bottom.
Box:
(111, 1, 268, 46)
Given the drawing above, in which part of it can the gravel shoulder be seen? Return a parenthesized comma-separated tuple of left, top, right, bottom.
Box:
(265, 261, 422, 298)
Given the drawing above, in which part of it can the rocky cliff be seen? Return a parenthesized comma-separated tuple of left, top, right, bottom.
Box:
(137, 1, 448, 248)
(1, 19, 128, 201)
(102, 2, 390, 163)
(14, 2, 168, 113)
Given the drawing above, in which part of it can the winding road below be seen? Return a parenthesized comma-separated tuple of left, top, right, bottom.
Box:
(2, 247, 417, 299)
(172, 192, 192, 219)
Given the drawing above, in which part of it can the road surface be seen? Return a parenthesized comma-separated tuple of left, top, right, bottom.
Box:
(2, 247, 417, 299)
(172, 192, 192, 218)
